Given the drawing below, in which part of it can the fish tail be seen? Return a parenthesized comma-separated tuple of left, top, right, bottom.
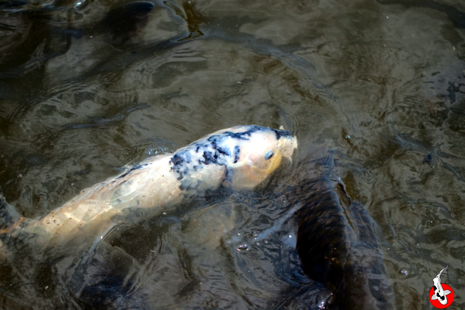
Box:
(0, 187, 22, 231)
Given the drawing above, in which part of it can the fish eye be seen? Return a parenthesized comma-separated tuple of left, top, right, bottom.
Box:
(265, 151, 274, 160)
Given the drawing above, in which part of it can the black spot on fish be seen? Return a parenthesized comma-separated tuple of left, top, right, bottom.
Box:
(272, 128, 292, 140)
(171, 154, 185, 166)
(214, 144, 230, 156)
(202, 151, 218, 165)
(207, 137, 231, 156)
(219, 125, 263, 140)
(233, 146, 240, 163)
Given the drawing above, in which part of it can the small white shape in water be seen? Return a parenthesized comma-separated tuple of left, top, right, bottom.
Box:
(399, 268, 408, 276)
(74, 0, 86, 10)
(386, 16, 389, 19)
(237, 244, 248, 251)
(100, 236, 103, 239)
(289, 235, 292, 238)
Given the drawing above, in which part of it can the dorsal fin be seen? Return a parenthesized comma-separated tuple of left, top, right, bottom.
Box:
(0, 187, 21, 231)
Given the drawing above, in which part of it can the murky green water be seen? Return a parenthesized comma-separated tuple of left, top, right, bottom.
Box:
(0, 0, 464, 308)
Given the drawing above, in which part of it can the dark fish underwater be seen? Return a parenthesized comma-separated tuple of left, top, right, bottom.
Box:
(286, 155, 394, 309)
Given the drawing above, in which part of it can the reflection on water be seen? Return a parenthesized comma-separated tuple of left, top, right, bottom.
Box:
(0, 0, 464, 308)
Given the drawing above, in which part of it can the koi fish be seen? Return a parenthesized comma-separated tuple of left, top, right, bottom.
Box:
(431, 266, 451, 305)
(0, 125, 297, 255)
(284, 155, 393, 309)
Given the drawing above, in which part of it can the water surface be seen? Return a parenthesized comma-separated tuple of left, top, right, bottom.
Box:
(0, 0, 464, 308)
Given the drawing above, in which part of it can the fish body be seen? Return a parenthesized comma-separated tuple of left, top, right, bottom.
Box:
(281, 156, 393, 310)
(0, 125, 297, 254)
(431, 266, 451, 305)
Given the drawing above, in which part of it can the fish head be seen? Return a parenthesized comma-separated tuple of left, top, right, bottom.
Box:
(219, 125, 297, 190)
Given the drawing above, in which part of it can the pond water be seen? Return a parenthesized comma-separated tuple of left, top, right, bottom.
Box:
(0, 0, 464, 309)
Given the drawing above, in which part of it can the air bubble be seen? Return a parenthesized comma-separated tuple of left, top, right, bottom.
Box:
(399, 268, 409, 276)
(237, 244, 248, 251)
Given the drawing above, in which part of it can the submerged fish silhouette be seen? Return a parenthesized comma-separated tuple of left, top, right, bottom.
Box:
(252, 152, 393, 310)
(286, 155, 394, 310)
(431, 266, 451, 305)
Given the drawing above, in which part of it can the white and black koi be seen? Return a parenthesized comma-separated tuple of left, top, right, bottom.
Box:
(0, 125, 297, 254)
